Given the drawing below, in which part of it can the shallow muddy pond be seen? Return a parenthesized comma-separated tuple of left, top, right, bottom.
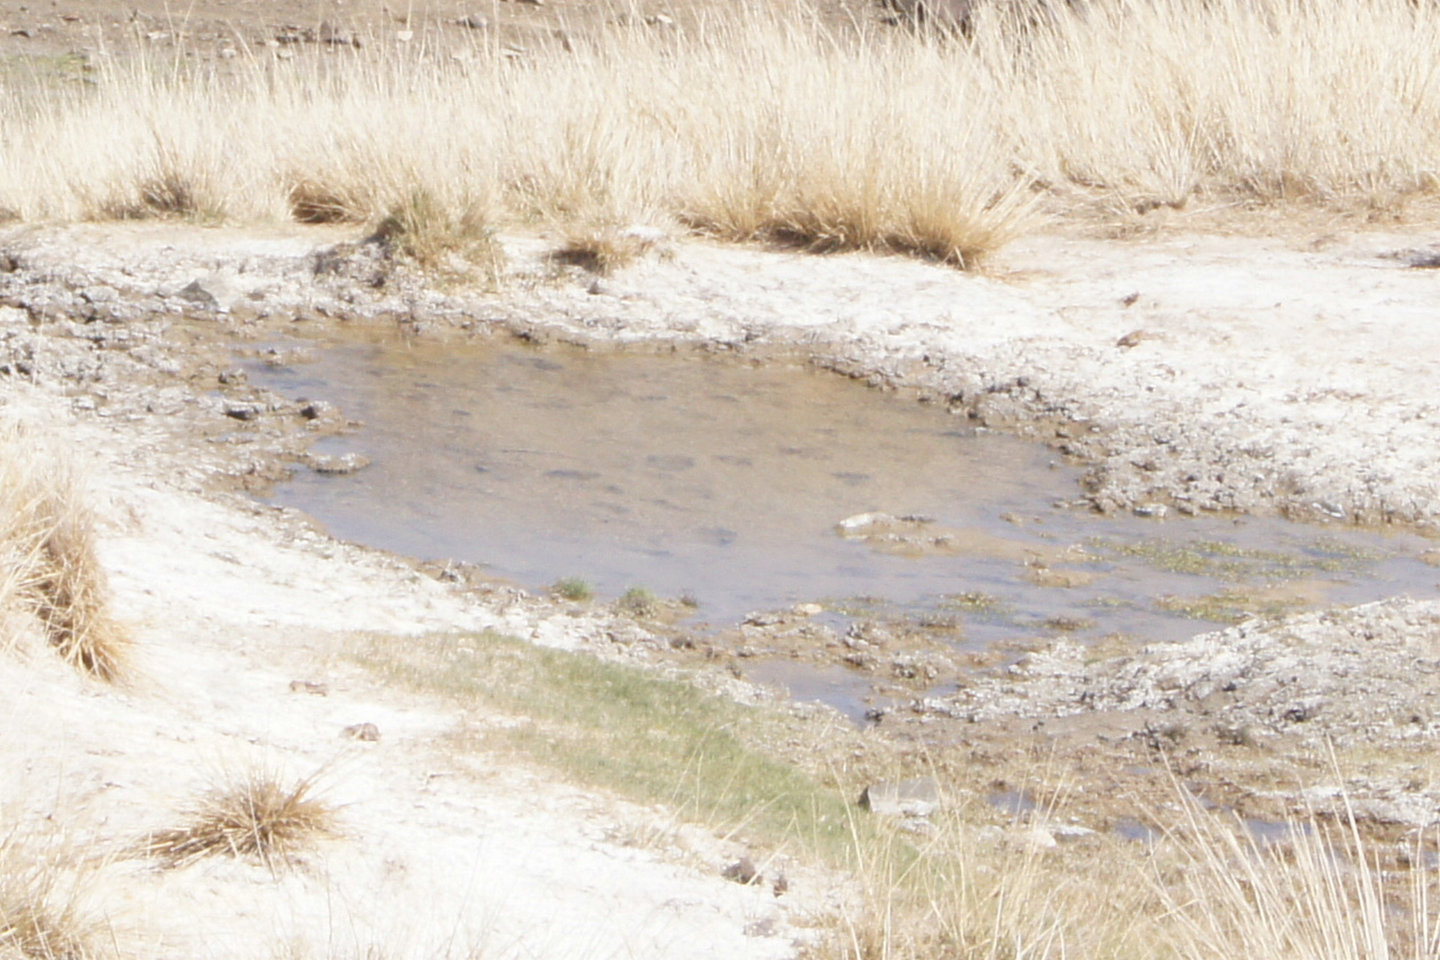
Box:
(245, 335, 1438, 679)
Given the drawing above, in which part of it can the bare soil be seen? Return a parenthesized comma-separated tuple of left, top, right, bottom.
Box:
(0, 0, 875, 72)
(5, 212, 1440, 953)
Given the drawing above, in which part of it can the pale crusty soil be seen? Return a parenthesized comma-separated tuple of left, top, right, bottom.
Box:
(5, 217, 1440, 956)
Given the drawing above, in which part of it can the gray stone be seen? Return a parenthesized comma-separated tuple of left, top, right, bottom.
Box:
(342, 722, 381, 741)
(880, 0, 975, 32)
(860, 776, 941, 818)
(309, 452, 371, 475)
(723, 857, 759, 884)
(176, 273, 242, 311)
(298, 400, 337, 421)
(224, 402, 262, 421)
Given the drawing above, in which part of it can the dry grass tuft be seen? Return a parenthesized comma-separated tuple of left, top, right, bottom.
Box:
(286, 178, 366, 225)
(141, 769, 338, 872)
(0, 424, 128, 681)
(369, 189, 504, 282)
(551, 223, 664, 275)
(0, 832, 101, 960)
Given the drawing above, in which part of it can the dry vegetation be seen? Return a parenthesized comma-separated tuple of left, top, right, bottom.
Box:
(4, 2, 1440, 952)
(825, 787, 1440, 960)
(0, 830, 102, 960)
(3, 0, 1437, 269)
(348, 631, 1440, 960)
(138, 768, 338, 873)
(0, 424, 127, 680)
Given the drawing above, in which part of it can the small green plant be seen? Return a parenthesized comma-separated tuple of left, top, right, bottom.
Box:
(617, 586, 660, 618)
(551, 577, 594, 603)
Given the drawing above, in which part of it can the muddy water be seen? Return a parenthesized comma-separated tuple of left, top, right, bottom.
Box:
(246, 335, 1439, 663)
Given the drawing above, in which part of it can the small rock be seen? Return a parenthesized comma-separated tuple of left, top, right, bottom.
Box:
(318, 20, 359, 46)
(792, 602, 823, 617)
(289, 680, 329, 696)
(1132, 502, 1168, 519)
(743, 917, 778, 938)
(860, 777, 940, 818)
(459, 13, 488, 28)
(224, 403, 261, 421)
(299, 400, 338, 420)
(1018, 826, 1057, 850)
(309, 452, 370, 475)
(176, 274, 241, 311)
(342, 722, 381, 741)
(217, 368, 247, 385)
(80, 285, 118, 304)
(835, 512, 899, 536)
(722, 857, 758, 885)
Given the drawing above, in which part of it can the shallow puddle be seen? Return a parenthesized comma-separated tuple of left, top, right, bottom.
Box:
(244, 335, 1439, 703)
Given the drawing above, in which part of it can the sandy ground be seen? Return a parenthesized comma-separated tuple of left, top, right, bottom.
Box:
(4, 217, 1440, 955)
(2, 388, 830, 960)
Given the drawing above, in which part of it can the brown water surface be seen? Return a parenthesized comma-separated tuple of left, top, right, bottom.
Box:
(244, 335, 1439, 661)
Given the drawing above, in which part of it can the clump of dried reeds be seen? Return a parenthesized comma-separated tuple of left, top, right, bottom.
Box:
(552, 222, 666, 275)
(0, 831, 101, 960)
(141, 769, 338, 873)
(0, 423, 129, 681)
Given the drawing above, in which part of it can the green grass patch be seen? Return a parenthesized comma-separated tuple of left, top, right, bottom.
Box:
(550, 577, 594, 602)
(1092, 537, 1377, 583)
(938, 591, 1010, 615)
(616, 586, 660, 618)
(1155, 590, 1311, 624)
(346, 631, 859, 859)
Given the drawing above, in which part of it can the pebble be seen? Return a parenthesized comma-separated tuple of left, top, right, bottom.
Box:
(342, 722, 381, 741)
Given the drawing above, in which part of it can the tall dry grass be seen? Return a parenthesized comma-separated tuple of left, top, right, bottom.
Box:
(829, 788, 1440, 960)
(0, 828, 103, 960)
(5, 0, 1433, 268)
(0, 424, 128, 681)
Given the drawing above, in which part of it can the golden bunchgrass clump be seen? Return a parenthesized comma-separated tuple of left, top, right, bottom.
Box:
(0, 832, 101, 960)
(6, 0, 1438, 268)
(141, 770, 338, 873)
(552, 222, 666, 275)
(0, 424, 129, 681)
